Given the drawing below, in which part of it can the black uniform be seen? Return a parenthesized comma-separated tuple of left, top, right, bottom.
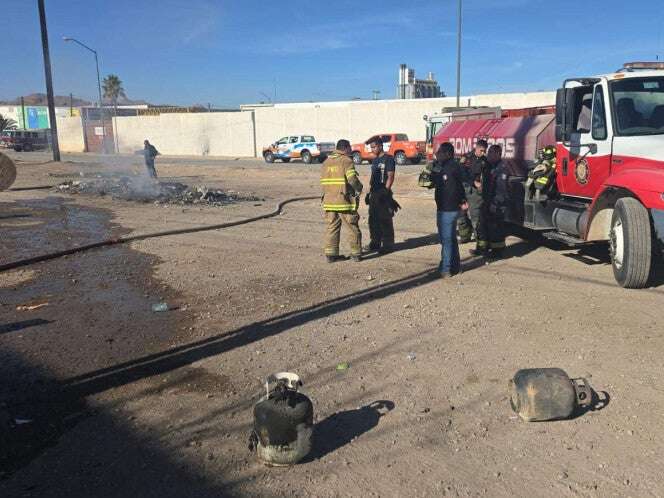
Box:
(477, 160, 509, 254)
(367, 154, 396, 251)
(458, 152, 489, 242)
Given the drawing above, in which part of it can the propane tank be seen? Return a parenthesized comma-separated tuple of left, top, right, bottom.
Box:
(509, 368, 592, 421)
(249, 372, 313, 466)
(0, 152, 17, 191)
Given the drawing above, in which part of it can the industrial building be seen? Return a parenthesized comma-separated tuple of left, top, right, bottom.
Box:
(396, 64, 443, 99)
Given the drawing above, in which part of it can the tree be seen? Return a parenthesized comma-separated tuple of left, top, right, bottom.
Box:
(102, 74, 126, 153)
(0, 114, 18, 132)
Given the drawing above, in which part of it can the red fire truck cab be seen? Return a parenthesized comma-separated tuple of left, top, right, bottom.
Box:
(433, 62, 664, 288)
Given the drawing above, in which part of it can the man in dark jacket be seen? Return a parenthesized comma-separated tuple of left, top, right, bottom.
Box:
(429, 142, 469, 278)
(365, 137, 396, 254)
(144, 140, 160, 178)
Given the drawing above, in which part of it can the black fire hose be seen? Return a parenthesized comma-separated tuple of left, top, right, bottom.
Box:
(8, 186, 54, 191)
(0, 195, 320, 273)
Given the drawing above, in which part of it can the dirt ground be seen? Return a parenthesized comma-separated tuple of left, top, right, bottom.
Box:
(1, 151, 664, 498)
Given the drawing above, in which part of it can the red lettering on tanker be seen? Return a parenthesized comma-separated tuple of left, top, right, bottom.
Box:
(449, 137, 516, 158)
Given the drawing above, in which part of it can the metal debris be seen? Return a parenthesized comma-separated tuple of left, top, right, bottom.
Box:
(55, 177, 262, 207)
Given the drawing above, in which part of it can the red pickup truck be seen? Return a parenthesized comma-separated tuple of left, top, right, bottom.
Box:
(351, 133, 425, 165)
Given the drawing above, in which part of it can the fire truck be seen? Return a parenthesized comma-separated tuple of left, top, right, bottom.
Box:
(432, 62, 664, 288)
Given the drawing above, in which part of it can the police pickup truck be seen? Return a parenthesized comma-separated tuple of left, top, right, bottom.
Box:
(263, 135, 335, 164)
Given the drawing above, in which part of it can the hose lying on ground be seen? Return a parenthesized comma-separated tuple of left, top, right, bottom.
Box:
(8, 185, 54, 191)
(0, 195, 320, 273)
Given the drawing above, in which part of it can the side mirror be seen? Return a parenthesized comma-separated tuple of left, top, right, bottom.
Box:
(555, 87, 577, 143)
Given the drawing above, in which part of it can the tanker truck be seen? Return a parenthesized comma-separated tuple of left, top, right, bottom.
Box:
(432, 62, 664, 288)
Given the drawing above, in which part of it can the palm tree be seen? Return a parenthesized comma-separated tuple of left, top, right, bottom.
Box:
(0, 114, 18, 132)
(102, 74, 126, 153)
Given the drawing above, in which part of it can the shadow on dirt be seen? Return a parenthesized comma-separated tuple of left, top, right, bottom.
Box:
(0, 319, 52, 335)
(64, 269, 442, 397)
(305, 400, 395, 462)
(569, 389, 611, 420)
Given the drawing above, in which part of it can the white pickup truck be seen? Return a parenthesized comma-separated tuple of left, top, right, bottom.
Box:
(263, 135, 335, 164)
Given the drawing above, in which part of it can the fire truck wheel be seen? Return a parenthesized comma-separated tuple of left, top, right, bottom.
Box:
(301, 150, 312, 164)
(410, 155, 422, 165)
(281, 158, 291, 163)
(610, 197, 652, 288)
(395, 151, 407, 165)
(352, 152, 362, 165)
(263, 151, 275, 163)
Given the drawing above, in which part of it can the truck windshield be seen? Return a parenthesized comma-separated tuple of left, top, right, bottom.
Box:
(610, 77, 664, 136)
(427, 121, 445, 143)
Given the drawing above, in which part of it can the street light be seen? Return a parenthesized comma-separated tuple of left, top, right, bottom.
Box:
(63, 36, 107, 152)
(456, 0, 462, 107)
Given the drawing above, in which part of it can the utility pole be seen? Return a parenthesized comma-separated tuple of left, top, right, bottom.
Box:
(372, 90, 381, 100)
(37, 0, 61, 161)
(456, 0, 462, 107)
(70, 93, 74, 116)
(20, 97, 26, 128)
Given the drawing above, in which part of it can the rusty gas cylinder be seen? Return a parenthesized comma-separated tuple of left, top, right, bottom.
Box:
(509, 368, 591, 421)
(250, 372, 313, 466)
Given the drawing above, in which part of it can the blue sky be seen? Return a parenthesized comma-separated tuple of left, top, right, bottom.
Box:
(3, 0, 664, 107)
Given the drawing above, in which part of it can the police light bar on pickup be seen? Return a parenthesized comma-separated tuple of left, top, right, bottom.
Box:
(622, 61, 664, 71)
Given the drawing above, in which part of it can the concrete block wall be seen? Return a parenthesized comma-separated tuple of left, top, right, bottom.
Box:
(55, 116, 85, 152)
(55, 91, 556, 158)
(113, 111, 255, 157)
(253, 92, 555, 154)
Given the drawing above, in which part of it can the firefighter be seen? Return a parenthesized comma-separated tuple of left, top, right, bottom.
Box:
(485, 144, 510, 258)
(321, 139, 364, 262)
(457, 139, 489, 243)
(364, 137, 397, 254)
(526, 145, 556, 201)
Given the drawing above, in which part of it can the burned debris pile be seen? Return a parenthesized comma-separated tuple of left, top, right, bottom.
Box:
(54, 177, 262, 206)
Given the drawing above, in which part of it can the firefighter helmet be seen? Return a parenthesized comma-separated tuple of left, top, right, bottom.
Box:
(540, 146, 556, 161)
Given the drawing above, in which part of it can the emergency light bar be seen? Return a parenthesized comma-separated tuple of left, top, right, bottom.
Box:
(622, 61, 664, 71)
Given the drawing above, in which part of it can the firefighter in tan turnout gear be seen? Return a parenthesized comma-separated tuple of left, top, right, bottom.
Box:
(321, 139, 364, 262)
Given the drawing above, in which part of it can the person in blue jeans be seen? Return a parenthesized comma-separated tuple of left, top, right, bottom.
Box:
(430, 142, 469, 278)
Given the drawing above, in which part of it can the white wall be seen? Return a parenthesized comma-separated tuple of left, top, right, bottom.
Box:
(113, 111, 255, 157)
(252, 91, 555, 152)
(56, 116, 85, 152)
(47, 90, 556, 158)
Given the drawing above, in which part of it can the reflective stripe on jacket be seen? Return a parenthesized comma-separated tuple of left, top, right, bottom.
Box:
(321, 151, 363, 212)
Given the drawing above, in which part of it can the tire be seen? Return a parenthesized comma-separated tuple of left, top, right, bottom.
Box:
(352, 152, 362, 166)
(264, 151, 275, 163)
(282, 158, 291, 163)
(395, 151, 407, 165)
(609, 197, 652, 288)
(410, 155, 422, 165)
(301, 150, 312, 164)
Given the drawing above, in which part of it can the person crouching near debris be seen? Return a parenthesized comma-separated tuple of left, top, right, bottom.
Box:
(143, 140, 160, 179)
(320, 139, 364, 263)
(430, 142, 469, 278)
